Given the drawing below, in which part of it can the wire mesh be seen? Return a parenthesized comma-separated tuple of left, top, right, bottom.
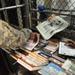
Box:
(29, 0, 75, 40)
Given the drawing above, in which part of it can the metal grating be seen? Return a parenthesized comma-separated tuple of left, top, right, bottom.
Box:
(29, 0, 75, 40)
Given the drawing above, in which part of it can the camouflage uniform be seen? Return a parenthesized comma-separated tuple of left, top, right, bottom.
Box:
(0, 20, 31, 49)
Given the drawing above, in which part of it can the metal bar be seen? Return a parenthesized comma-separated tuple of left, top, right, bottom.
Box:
(1, 0, 9, 22)
(29, 0, 37, 28)
(30, 9, 75, 12)
(29, 0, 31, 9)
(30, 8, 75, 12)
(32, 18, 43, 22)
(50, 9, 74, 12)
(30, 9, 75, 16)
(15, 0, 23, 29)
(0, 4, 25, 11)
(29, 0, 32, 28)
(25, 0, 30, 28)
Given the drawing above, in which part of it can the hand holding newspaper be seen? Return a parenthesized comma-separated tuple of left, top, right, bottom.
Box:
(36, 14, 69, 40)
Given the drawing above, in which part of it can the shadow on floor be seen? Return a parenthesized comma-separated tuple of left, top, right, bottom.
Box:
(0, 54, 9, 75)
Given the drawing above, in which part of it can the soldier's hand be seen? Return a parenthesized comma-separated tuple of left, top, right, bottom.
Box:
(29, 33, 38, 42)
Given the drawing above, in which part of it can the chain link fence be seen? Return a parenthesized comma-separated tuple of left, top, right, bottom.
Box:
(29, 0, 75, 40)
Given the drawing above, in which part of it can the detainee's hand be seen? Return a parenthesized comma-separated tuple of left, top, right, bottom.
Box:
(65, 39, 75, 48)
(47, 14, 56, 21)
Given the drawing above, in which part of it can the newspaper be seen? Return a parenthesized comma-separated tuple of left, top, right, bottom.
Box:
(59, 42, 75, 57)
(36, 16, 69, 40)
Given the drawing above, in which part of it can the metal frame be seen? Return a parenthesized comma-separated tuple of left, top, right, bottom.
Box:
(0, 4, 25, 11)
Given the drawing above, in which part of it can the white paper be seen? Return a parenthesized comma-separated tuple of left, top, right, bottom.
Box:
(59, 42, 75, 56)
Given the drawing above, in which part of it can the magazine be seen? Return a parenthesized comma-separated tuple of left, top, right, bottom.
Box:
(39, 39, 59, 57)
(59, 42, 75, 57)
(22, 33, 39, 51)
(62, 59, 75, 75)
(33, 39, 49, 51)
(38, 62, 61, 75)
(48, 57, 63, 67)
(36, 16, 69, 40)
(58, 69, 67, 75)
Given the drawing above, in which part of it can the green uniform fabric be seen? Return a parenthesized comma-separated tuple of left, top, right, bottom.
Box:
(0, 20, 31, 49)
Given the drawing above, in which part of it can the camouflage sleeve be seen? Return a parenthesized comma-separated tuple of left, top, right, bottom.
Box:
(0, 20, 31, 49)
(19, 28, 32, 46)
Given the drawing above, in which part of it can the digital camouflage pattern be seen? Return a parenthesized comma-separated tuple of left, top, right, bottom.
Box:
(0, 20, 31, 49)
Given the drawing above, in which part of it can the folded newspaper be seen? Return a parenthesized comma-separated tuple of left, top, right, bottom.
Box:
(36, 15, 69, 40)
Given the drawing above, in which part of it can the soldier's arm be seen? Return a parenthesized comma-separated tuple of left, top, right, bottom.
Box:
(0, 20, 32, 49)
